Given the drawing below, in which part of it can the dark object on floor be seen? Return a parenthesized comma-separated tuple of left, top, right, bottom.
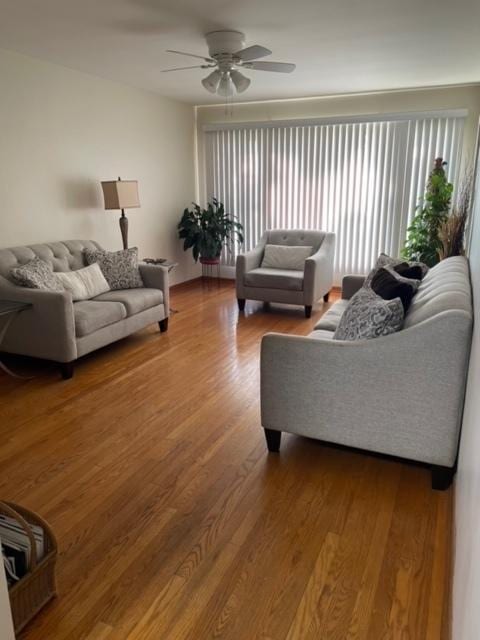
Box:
(159, 318, 169, 332)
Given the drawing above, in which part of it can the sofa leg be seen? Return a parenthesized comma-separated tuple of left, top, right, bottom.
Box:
(60, 362, 74, 380)
(323, 291, 330, 303)
(431, 465, 455, 491)
(264, 428, 281, 452)
(159, 318, 169, 333)
(238, 298, 246, 312)
(305, 305, 312, 318)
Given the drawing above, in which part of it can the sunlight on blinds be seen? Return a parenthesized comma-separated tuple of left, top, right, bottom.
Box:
(204, 115, 464, 281)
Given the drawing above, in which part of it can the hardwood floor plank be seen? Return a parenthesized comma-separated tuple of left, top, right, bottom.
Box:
(0, 282, 450, 640)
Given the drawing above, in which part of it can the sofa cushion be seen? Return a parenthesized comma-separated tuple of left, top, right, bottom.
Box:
(9, 257, 65, 292)
(314, 299, 349, 331)
(333, 287, 404, 341)
(244, 268, 304, 291)
(309, 329, 334, 340)
(55, 263, 110, 301)
(83, 247, 144, 290)
(261, 244, 312, 271)
(93, 288, 163, 316)
(74, 300, 127, 337)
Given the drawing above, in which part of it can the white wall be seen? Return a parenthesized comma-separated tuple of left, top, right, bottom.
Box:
(195, 85, 480, 205)
(0, 48, 199, 284)
(453, 123, 480, 640)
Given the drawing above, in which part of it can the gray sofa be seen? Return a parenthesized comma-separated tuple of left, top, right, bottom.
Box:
(236, 229, 335, 317)
(260, 256, 473, 489)
(0, 240, 169, 379)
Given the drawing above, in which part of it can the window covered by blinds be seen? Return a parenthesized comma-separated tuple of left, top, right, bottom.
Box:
(204, 114, 465, 281)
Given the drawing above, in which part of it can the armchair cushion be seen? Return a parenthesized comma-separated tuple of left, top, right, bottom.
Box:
(244, 268, 304, 291)
(261, 244, 312, 271)
(74, 300, 126, 337)
(93, 288, 163, 316)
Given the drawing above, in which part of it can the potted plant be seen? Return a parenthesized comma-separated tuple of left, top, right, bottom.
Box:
(402, 157, 453, 267)
(178, 198, 244, 264)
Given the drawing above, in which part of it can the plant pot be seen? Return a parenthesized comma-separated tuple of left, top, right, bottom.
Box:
(199, 257, 221, 265)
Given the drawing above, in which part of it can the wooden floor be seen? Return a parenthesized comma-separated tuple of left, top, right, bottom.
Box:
(0, 280, 451, 640)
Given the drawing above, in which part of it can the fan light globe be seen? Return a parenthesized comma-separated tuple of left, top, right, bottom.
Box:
(201, 69, 222, 93)
(230, 70, 251, 93)
(217, 73, 235, 98)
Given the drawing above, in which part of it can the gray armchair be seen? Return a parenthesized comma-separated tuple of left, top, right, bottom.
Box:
(236, 230, 335, 317)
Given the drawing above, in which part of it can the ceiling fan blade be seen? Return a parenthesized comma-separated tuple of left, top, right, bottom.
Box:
(166, 49, 214, 63)
(247, 61, 296, 73)
(234, 45, 272, 61)
(162, 65, 212, 73)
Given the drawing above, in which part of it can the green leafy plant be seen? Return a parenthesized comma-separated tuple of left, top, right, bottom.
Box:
(402, 157, 454, 267)
(178, 198, 244, 262)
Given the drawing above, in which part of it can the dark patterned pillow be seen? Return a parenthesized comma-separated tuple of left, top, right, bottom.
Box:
(371, 266, 420, 312)
(83, 248, 143, 290)
(333, 286, 404, 341)
(364, 253, 402, 287)
(393, 262, 427, 280)
(9, 257, 65, 292)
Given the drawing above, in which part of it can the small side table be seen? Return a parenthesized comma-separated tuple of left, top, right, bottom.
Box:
(143, 258, 178, 273)
(0, 301, 32, 379)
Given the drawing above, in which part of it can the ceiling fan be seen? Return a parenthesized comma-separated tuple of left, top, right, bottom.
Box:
(162, 30, 296, 97)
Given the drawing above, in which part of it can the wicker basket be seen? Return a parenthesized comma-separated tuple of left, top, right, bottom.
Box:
(0, 501, 58, 634)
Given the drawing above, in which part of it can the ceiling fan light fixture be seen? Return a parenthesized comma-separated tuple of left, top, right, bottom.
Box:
(217, 73, 235, 98)
(201, 69, 222, 93)
(230, 70, 250, 93)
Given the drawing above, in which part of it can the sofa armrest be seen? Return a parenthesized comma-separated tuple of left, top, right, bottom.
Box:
(341, 275, 366, 299)
(0, 280, 76, 362)
(261, 310, 472, 466)
(139, 264, 169, 316)
(304, 233, 335, 304)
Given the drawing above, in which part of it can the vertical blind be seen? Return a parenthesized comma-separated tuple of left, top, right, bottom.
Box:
(204, 113, 465, 281)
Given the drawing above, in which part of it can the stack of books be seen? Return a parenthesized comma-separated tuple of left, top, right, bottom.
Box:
(1, 514, 45, 587)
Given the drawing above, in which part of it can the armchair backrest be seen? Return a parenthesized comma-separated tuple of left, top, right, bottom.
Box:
(260, 229, 326, 253)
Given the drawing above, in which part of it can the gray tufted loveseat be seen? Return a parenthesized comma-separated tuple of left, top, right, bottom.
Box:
(0, 240, 169, 379)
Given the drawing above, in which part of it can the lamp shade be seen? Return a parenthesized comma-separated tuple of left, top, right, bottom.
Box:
(101, 179, 140, 210)
(218, 74, 235, 98)
(230, 70, 250, 93)
(202, 70, 222, 94)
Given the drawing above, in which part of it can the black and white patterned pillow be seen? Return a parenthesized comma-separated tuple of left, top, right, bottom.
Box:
(83, 248, 143, 290)
(9, 257, 65, 292)
(333, 286, 404, 341)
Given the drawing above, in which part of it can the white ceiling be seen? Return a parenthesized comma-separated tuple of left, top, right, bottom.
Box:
(0, 0, 479, 105)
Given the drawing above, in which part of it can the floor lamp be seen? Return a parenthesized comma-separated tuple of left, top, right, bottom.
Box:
(101, 177, 140, 250)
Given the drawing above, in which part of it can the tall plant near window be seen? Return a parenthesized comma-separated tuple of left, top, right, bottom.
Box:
(402, 158, 453, 267)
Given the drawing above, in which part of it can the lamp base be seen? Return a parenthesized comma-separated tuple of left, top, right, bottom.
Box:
(119, 210, 128, 250)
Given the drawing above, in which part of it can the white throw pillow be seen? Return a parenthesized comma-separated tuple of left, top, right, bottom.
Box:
(55, 263, 110, 301)
(261, 244, 313, 271)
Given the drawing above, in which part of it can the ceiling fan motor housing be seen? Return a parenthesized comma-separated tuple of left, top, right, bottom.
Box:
(205, 30, 246, 58)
